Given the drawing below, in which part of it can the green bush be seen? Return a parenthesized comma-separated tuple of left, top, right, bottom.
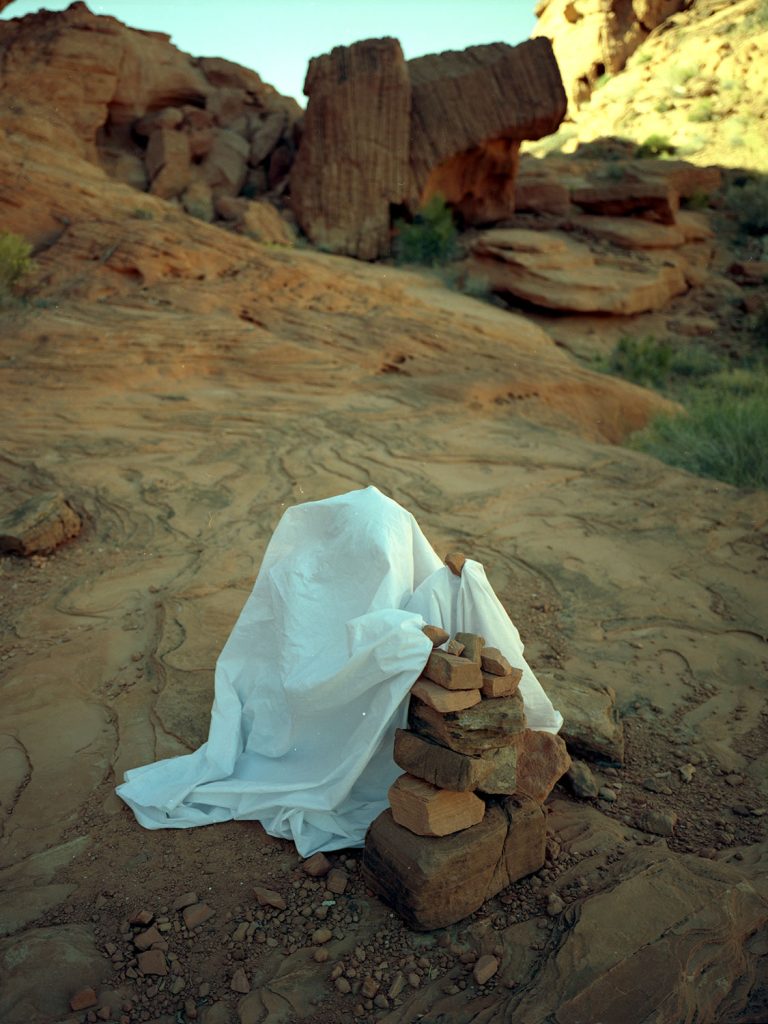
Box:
(688, 99, 716, 123)
(682, 189, 710, 210)
(727, 179, 768, 235)
(635, 134, 676, 159)
(393, 195, 458, 267)
(608, 335, 674, 387)
(629, 374, 768, 488)
(0, 232, 33, 301)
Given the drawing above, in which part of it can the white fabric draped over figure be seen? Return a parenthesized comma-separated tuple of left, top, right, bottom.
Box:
(117, 487, 562, 856)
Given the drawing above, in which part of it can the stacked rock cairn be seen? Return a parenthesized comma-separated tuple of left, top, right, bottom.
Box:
(362, 553, 572, 931)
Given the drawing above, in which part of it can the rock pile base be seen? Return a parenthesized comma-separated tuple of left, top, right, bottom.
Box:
(362, 553, 571, 930)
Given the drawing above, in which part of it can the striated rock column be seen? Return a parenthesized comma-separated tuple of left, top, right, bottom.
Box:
(289, 38, 414, 261)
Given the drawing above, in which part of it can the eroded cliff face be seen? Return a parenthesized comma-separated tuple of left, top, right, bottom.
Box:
(533, 0, 688, 105)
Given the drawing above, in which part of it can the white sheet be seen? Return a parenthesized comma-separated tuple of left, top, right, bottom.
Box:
(117, 486, 562, 856)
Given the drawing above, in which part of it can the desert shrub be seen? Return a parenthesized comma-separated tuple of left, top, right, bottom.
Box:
(629, 373, 768, 488)
(635, 134, 676, 159)
(688, 99, 716, 123)
(130, 208, 154, 220)
(726, 179, 768, 235)
(593, 72, 613, 90)
(393, 195, 458, 267)
(682, 189, 710, 210)
(608, 335, 673, 387)
(746, 0, 768, 28)
(0, 232, 33, 303)
(667, 64, 698, 88)
(635, 51, 652, 65)
(655, 99, 675, 113)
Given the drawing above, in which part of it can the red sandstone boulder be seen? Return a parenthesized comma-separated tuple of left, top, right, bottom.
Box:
(290, 36, 566, 258)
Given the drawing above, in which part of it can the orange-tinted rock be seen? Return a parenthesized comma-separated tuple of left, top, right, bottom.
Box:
(444, 552, 466, 576)
(545, 678, 624, 765)
(481, 668, 523, 699)
(301, 852, 332, 877)
(533, 0, 687, 105)
(252, 886, 286, 910)
(470, 228, 688, 315)
(422, 650, 483, 691)
(388, 774, 485, 836)
(362, 798, 545, 929)
(290, 36, 566, 256)
(182, 902, 215, 929)
(133, 926, 163, 950)
(513, 728, 572, 803)
(422, 624, 450, 647)
(409, 692, 526, 754)
(454, 632, 485, 663)
(480, 647, 513, 676)
(570, 180, 679, 225)
(0, 492, 81, 556)
(146, 127, 191, 200)
(570, 214, 686, 249)
(69, 987, 98, 1011)
(409, 39, 567, 221)
(393, 729, 493, 792)
(411, 677, 481, 713)
(289, 38, 413, 261)
(201, 128, 249, 198)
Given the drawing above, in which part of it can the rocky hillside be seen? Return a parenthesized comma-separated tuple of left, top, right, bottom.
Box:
(531, 0, 768, 174)
(0, 4, 767, 1024)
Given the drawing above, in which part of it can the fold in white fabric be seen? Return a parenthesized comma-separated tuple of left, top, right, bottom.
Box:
(117, 486, 563, 856)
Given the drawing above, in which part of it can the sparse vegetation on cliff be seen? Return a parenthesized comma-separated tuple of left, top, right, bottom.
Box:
(0, 231, 33, 304)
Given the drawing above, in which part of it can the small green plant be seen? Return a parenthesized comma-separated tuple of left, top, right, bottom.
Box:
(688, 99, 716, 123)
(635, 134, 676, 159)
(393, 195, 458, 267)
(746, 0, 768, 29)
(593, 72, 613, 90)
(130, 208, 154, 220)
(727, 179, 768, 235)
(0, 231, 33, 304)
(629, 373, 768, 488)
(667, 64, 698, 88)
(655, 99, 675, 113)
(682, 189, 710, 210)
(635, 51, 653, 65)
(608, 335, 674, 387)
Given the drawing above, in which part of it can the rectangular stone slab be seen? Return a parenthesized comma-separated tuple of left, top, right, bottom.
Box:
(388, 773, 486, 837)
(411, 677, 481, 713)
(393, 729, 493, 792)
(362, 798, 546, 930)
(454, 632, 485, 663)
(480, 646, 513, 676)
(409, 691, 526, 754)
(481, 667, 522, 698)
(477, 742, 518, 795)
(422, 650, 482, 690)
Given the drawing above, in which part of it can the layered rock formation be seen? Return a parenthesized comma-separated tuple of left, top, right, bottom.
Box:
(466, 154, 720, 314)
(0, 3, 300, 232)
(533, 0, 688, 105)
(290, 37, 567, 258)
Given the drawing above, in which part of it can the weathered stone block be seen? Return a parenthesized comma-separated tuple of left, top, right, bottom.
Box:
(513, 728, 572, 803)
(455, 632, 485, 663)
(481, 646, 512, 676)
(478, 743, 518, 795)
(422, 624, 449, 647)
(388, 773, 486, 837)
(481, 667, 522, 698)
(411, 677, 481, 713)
(409, 692, 526, 754)
(393, 729, 493, 792)
(422, 650, 482, 691)
(362, 798, 545, 930)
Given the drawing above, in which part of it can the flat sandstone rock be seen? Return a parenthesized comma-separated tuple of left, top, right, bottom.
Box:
(393, 729, 493, 792)
(363, 798, 546, 930)
(422, 650, 483, 691)
(409, 692, 526, 754)
(411, 677, 481, 713)
(388, 774, 485, 837)
(481, 668, 522, 698)
(0, 491, 81, 556)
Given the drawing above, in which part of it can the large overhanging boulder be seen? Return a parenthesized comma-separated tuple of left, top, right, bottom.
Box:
(289, 37, 567, 259)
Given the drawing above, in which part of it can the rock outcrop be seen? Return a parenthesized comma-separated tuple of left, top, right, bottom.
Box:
(0, 3, 299, 234)
(533, 0, 689, 106)
(290, 37, 567, 258)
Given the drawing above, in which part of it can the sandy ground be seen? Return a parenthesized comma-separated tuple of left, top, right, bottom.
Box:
(1, 111, 767, 1024)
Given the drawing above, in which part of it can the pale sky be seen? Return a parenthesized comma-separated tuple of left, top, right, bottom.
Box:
(0, 0, 537, 104)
